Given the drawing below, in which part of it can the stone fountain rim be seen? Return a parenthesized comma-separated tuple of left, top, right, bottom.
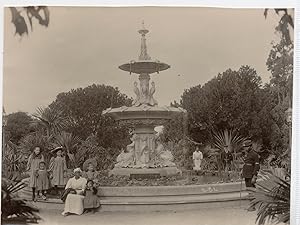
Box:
(118, 60, 170, 74)
(102, 105, 186, 115)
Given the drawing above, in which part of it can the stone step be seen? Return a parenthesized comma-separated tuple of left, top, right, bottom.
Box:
(30, 190, 250, 212)
(100, 191, 249, 203)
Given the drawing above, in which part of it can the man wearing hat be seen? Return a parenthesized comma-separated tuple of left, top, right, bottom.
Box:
(242, 140, 260, 211)
(242, 140, 260, 188)
(221, 145, 233, 172)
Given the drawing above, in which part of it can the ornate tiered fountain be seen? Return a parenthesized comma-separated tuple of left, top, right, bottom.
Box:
(103, 22, 186, 177)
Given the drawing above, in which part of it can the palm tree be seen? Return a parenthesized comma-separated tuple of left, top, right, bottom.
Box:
(32, 107, 69, 136)
(54, 131, 81, 168)
(251, 169, 290, 225)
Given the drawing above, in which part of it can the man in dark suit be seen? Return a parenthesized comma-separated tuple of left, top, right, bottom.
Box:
(242, 140, 260, 211)
(221, 145, 233, 172)
(242, 140, 260, 188)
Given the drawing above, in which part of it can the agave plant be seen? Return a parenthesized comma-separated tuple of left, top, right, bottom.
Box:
(2, 178, 41, 224)
(31, 107, 70, 136)
(251, 169, 290, 225)
(212, 129, 246, 171)
(2, 141, 27, 180)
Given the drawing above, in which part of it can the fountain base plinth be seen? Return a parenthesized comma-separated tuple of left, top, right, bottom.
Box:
(109, 167, 182, 177)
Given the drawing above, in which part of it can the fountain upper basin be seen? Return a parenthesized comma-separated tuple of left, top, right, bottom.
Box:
(119, 60, 170, 75)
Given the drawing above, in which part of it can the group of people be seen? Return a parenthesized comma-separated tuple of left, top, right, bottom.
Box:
(26, 146, 67, 201)
(192, 140, 260, 210)
(26, 146, 101, 216)
(27, 140, 260, 215)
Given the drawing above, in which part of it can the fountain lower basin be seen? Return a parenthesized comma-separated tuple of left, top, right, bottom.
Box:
(103, 105, 186, 126)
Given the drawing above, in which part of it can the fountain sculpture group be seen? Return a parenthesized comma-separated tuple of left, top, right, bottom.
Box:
(103, 22, 186, 176)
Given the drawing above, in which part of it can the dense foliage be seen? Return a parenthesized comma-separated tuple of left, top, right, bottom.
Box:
(49, 84, 132, 149)
(2, 84, 133, 177)
(5, 112, 34, 144)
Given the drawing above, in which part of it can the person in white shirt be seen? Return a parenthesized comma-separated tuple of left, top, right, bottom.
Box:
(193, 147, 203, 174)
(62, 168, 87, 216)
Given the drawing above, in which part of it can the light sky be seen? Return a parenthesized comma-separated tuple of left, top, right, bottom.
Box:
(3, 7, 280, 114)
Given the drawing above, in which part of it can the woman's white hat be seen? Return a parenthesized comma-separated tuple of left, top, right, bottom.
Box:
(73, 168, 82, 173)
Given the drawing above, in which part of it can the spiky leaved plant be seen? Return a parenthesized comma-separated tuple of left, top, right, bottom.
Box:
(54, 131, 81, 168)
(251, 169, 290, 225)
(1, 178, 41, 224)
(19, 132, 53, 166)
(212, 129, 246, 171)
(32, 107, 70, 136)
(2, 140, 27, 180)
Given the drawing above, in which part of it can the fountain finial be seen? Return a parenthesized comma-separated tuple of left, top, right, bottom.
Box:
(138, 21, 151, 61)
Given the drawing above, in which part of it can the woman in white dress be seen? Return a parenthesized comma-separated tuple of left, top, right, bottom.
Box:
(193, 147, 203, 172)
(62, 168, 87, 216)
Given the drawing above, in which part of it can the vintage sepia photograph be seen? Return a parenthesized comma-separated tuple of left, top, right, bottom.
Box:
(1, 6, 294, 225)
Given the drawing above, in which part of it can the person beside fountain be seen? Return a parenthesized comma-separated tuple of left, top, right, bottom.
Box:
(193, 147, 203, 174)
(221, 145, 233, 172)
(49, 146, 67, 195)
(61, 168, 87, 216)
(26, 146, 45, 201)
(83, 179, 100, 213)
(35, 161, 50, 201)
(82, 159, 99, 184)
(241, 140, 260, 211)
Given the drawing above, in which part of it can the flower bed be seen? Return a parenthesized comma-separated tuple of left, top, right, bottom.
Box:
(95, 170, 242, 187)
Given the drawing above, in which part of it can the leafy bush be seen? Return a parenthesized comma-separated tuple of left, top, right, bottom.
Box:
(75, 135, 121, 171)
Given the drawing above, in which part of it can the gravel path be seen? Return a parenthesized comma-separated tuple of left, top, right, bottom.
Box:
(35, 207, 261, 225)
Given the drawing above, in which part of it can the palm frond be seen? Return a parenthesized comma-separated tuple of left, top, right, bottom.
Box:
(32, 107, 70, 135)
(53, 131, 81, 167)
(2, 179, 41, 224)
(251, 169, 290, 225)
(212, 129, 246, 153)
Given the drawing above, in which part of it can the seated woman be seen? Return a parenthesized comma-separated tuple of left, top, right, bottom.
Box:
(61, 168, 87, 216)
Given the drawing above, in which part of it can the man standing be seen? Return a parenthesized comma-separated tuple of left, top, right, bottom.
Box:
(193, 147, 203, 175)
(222, 145, 233, 172)
(242, 140, 260, 211)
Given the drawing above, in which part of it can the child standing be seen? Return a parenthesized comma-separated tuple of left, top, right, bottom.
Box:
(36, 161, 50, 200)
(82, 162, 99, 184)
(26, 146, 44, 201)
(83, 180, 100, 213)
(49, 146, 67, 194)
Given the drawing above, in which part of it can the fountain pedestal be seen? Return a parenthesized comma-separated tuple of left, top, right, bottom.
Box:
(103, 22, 186, 177)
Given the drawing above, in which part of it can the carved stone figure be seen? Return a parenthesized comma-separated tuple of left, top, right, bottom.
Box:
(115, 135, 136, 168)
(155, 137, 175, 167)
(149, 81, 158, 106)
(139, 74, 150, 105)
(132, 81, 141, 107)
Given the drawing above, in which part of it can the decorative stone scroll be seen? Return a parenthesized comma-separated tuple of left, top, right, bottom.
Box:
(119, 118, 169, 127)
